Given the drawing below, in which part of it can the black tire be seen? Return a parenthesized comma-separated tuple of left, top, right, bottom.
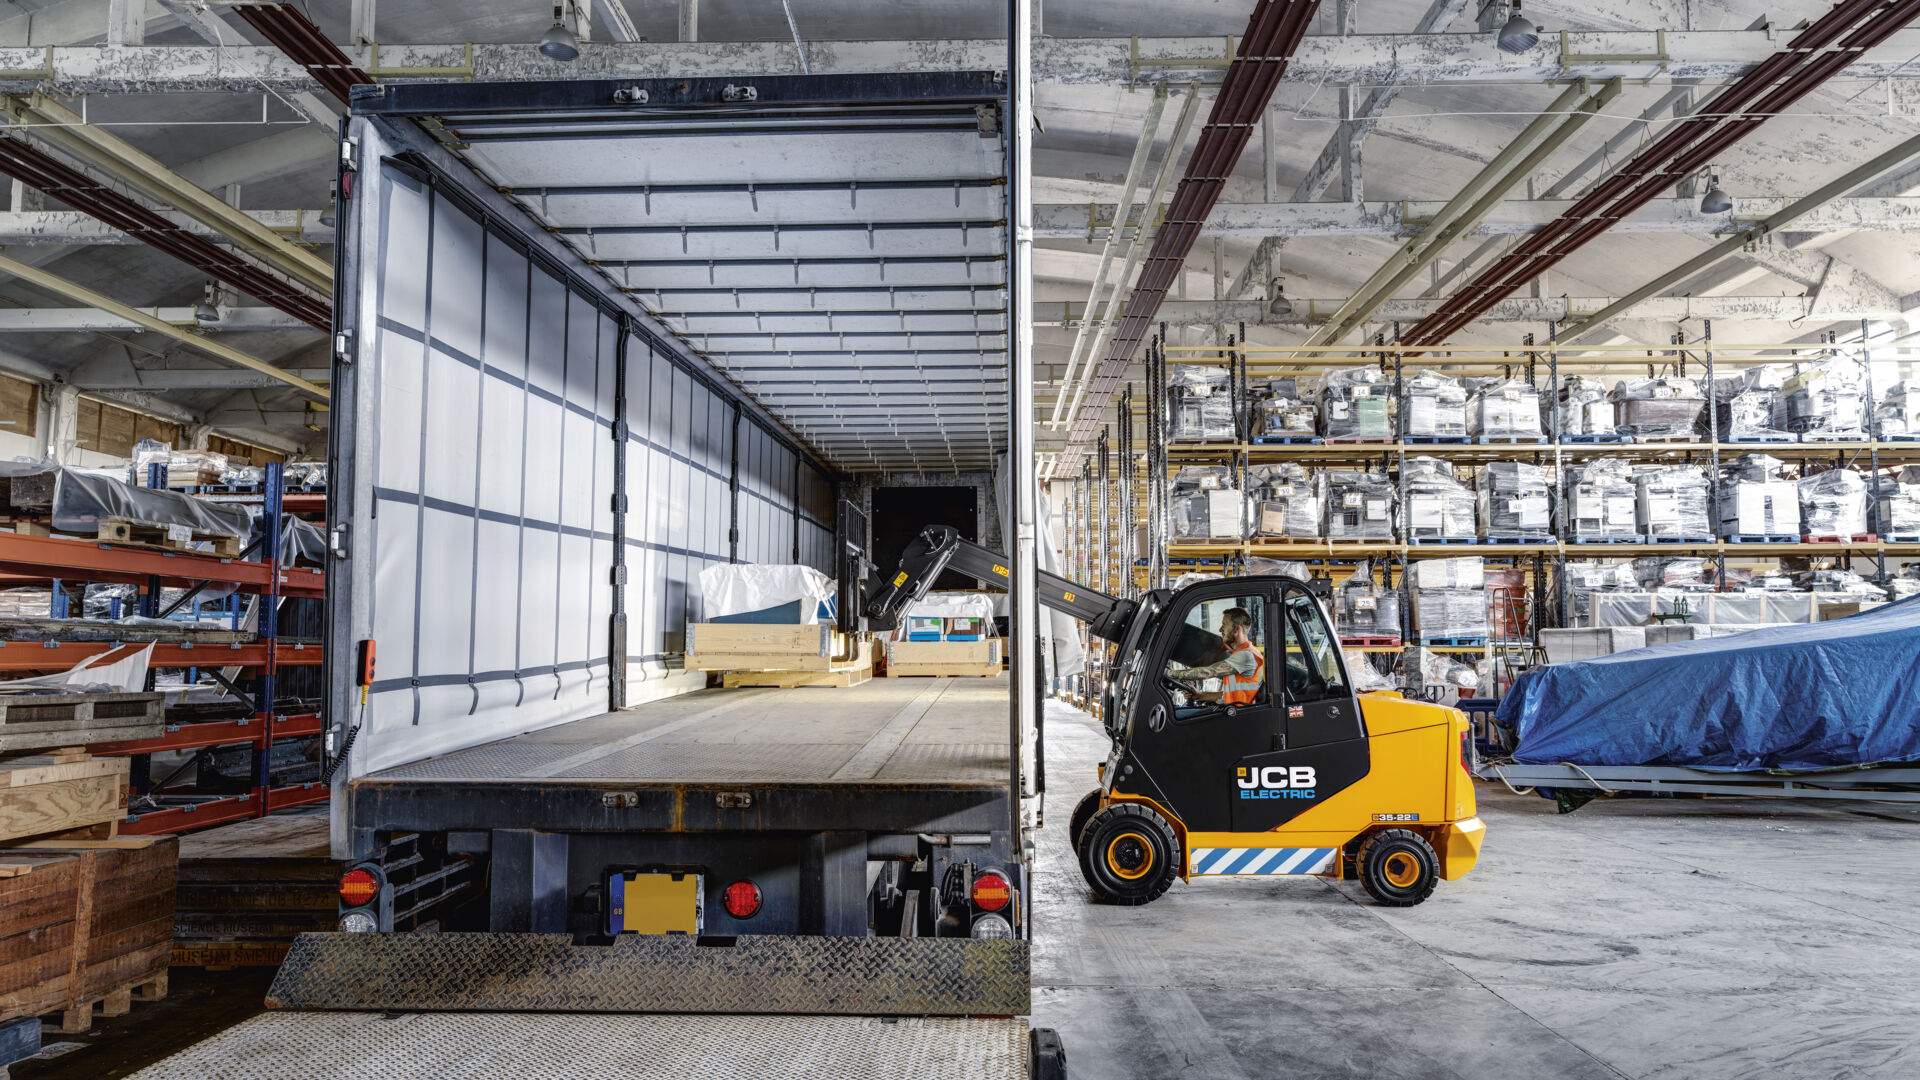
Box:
(1356, 828, 1440, 906)
(1076, 803, 1179, 905)
(1030, 1027, 1068, 1080)
(1066, 789, 1103, 854)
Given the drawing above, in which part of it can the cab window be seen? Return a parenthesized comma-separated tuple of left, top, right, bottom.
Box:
(1163, 594, 1270, 715)
(1282, 588, 1349, 703)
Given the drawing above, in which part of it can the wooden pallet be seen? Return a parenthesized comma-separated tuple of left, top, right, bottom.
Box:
(715, 638, 875, 688)
(0, 692, 164, 755)
(885, 639, 1002, 678)
(96, 519, 244, 558)
(722, 664, 873, 689)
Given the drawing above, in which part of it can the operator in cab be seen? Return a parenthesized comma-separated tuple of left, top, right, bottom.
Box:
(1167, 607, 1264, 705)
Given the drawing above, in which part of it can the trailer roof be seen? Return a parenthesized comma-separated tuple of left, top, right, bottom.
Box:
(359, 74, 1010, 474)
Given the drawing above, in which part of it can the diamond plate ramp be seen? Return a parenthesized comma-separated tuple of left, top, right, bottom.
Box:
(129, 1013, 1033, 1080)
(267, 933, 1031, 1016)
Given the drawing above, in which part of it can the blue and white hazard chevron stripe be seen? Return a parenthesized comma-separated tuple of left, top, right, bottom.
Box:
(1189, 847, 1339, 876)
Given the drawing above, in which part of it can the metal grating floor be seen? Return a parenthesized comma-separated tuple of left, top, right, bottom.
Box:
(128, 1012, 1031, 1080)
(365, 676, 1010, 786)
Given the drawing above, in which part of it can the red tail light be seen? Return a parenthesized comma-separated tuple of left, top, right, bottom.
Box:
(722, 879, 762, 919)
(339, 867, 379, 907)
(971, 869, 1012, 912)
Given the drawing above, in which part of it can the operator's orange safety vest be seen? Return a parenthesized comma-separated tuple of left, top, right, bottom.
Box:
(1221, 641, 1265, 706)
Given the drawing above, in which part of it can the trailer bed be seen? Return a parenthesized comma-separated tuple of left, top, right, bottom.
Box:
(348, 676, 1013, 840)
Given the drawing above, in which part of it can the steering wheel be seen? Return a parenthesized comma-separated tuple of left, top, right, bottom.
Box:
(1159, 674, 1197, 705)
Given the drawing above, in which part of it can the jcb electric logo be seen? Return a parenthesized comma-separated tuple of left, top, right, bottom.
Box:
(1236, 765, 1317, 801)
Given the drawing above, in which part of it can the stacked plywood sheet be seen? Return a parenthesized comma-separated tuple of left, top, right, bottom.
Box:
(0, 836, 175, 1032)
(173, 813, 337, 968)
(884, 638, 1003, 678)
(685, 623, 874, 688)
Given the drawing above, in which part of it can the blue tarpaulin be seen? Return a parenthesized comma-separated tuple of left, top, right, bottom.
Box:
(1502, 595, 1920, 771)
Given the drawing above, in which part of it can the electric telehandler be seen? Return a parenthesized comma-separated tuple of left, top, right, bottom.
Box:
(868, 525, 1484, 906)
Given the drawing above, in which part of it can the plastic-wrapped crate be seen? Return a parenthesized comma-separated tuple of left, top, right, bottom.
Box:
(1611, 376, 1704, 437)
(1324, 470, 1395, 539)
(1321, 367, 1391, 439)
(1560, 560, 1639, 624)
(1166, 364, 1235, 443)
(1168, 465, 1244, 540)
(1252, 376, 1319, 439)
(1246, 463, 1320, 539)
(1466, 379, 1543, 439)
(1714, 367, 1792, 440)
(1333, 561, 1402, 639)
(1632, 556, 1711, 589)
(1713, 454, 1799, 537)
(1398, 456, 1476, 540)
(1414, 589, 1490, 641)
(1556, 375, 1614, 436)
(1782, 364, 1868, 439)
(1796, 568, 1887, 598)
(1400, 370, 1467, 438)
(1634, 465, 1711, 538)
(1245, 556, 1312, 581)
(1876, 382, 1920, 440)
(1476, 461, 1552, 537)
(1797, 468, 1869, 538)
(1412, 556, 1484, 590)
(1870, 475, 1920, 536)
(1560, 458, 1638, 538)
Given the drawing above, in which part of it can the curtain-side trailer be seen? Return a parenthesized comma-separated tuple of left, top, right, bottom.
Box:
(134, 62, 1062, 1080)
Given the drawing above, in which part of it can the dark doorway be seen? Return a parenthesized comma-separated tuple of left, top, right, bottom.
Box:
(871, 486, 981, 592)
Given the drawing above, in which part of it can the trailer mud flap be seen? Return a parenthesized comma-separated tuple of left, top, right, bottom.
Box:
(267, 932, 1031, 1016)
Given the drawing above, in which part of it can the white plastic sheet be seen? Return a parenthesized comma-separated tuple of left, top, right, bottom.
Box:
(698, 563, 834, 621)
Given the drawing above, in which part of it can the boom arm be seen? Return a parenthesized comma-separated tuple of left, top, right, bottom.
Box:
(865, 525, 1139, 642)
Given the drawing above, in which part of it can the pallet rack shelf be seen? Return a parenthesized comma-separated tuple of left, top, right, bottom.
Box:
(0, 462, 327, 835)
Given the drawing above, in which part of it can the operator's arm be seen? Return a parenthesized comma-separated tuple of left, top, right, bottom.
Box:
(1170, 649, 1258, 682)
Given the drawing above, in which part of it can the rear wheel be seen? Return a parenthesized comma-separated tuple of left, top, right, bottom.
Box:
(1067, 789, 1103, 854)
(1356, 829, 1440, 906)
(1077, 803, 1178, 905)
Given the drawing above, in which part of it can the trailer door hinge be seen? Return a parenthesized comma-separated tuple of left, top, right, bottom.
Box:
(612, 86, 650, 104)
(720, 84, 757, 102)
(340, 137, 358, 172)
(602, 791, 639, 809)
(611, 565, 626, 585)
(330, 522, 350, 560)
(334, 330, 354, 363)
(715, 792, 752, 809)
(612, 493, 629, 513)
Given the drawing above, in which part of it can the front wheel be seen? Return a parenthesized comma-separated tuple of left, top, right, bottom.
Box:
(1356, 828, 1440, 906)
(1066, 789, 1103, 854)
(1077, 803, 1179, 905)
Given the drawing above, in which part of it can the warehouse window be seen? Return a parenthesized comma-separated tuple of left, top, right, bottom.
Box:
(206, 435, 286, 466)
(0, 372, 35, 439)
(73, 397, 178, 459)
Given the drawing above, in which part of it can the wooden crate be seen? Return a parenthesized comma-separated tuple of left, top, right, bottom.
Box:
(96, 519, 244, 558)
(686, 622, 853, 673)
(0, 755, 128, 845)
(0, 692, 164, 754)
(0, 836, 176, 1032)
(885, 639, 1003, 678)
(173, 814, 338, 969)
(720, 640, 874, 689)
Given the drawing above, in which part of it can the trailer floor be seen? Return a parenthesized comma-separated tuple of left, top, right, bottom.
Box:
(24, 694, 1920, 1079)
(1032, 700, 1920, 1080)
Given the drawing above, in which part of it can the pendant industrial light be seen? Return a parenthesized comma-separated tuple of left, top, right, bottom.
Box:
(1267, 277, 1293, 317)
(1699, 170, 1733, 214)
(539, 5, 579, 61)
(1496, 2, 1539, 54)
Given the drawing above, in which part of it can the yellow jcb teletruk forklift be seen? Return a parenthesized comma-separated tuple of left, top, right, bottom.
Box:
(867, 526, 1484, 907)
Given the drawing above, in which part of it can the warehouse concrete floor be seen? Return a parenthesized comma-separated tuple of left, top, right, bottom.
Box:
(21, 698, 1920, 1079)
(1032, 701, 1920, 1080)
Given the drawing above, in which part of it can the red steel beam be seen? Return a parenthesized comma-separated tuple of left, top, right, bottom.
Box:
(1405, 0, 1920, 346)
(231, 3, 376, 106)
(0, 531, 275, 588)
(91, 712, 322, 756)
(1059, 0, 1320, 466)
(0, 137, 331, 329)
(0, 639, 321, 670)
(119, 784, 329, 835)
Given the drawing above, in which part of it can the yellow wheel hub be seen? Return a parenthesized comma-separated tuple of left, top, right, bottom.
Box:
(1106, 832, 1155, 880)
(1382, 851, 1421, 888)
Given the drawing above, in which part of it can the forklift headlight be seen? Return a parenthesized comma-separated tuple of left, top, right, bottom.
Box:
(970, 913, 1014, 939)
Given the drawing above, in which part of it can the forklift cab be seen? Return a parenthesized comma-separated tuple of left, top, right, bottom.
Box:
(1105, 576, 1370, 835)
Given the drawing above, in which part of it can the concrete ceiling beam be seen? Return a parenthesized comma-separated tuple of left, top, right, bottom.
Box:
(1034, 294, 1911, 327)
(1037, 196, 1920, 240)
(0, 209, 332, 245)
(15, 29, 1920, 93)
(0, 305, 314, 331)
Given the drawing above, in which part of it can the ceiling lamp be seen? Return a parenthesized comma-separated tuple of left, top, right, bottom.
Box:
(194, 282, 220, 324)
(1496, 2, 1539, 54)
(539, 6, 579, 61)
(1268, 277, 1293, 317)
(1699, 171, 1733, 214)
